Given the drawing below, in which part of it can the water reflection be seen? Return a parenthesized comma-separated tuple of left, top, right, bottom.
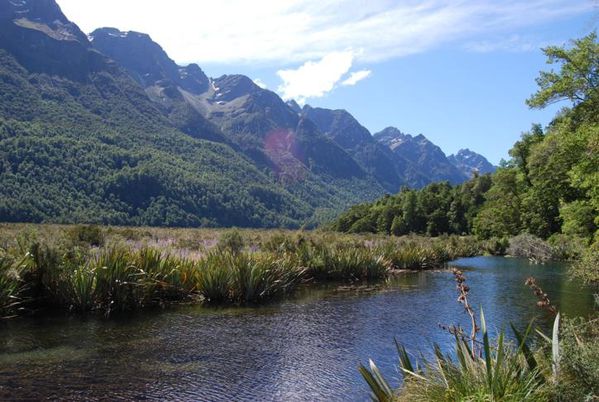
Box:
(0, 257, 594, 401)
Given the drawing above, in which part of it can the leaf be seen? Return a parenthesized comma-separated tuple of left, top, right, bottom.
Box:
(511, 321, 540, 375)
(358, 359, 394, 402)
(552, 312, 560, 380)
(481, 308, 493, 390)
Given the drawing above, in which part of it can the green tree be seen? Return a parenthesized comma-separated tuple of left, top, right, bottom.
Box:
(527, 32, 599, 112)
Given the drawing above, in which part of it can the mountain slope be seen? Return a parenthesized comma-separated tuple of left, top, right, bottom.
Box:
(374, 127, 468, 185)
(0, 0, 314, 227)
(302, 105, 406, 192)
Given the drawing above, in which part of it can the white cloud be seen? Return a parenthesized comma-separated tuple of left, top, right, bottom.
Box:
(276, 51, 354, 104)
(253, 78, 267, 89)
(464, 34, 544, 53)
(341, 70, 372, 86)
(56, 0, 593, 65)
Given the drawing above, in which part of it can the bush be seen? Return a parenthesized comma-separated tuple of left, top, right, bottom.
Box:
(67, 225, 105, 247)
(548, 234, 587, 261)
(554, 317, 599, 400)
(571, 241, 599, 285)
(483, 237, 509, 256)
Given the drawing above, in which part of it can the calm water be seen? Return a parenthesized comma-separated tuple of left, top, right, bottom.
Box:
(0, 257, 595, 401)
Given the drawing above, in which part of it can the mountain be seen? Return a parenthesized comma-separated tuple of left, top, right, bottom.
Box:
(301, 105, 407, 191)
(374, 127, 468, 185)
(90, 28, 384, 213)
(448, 149, 497, 177)
(0, 0, 314, 227)
(0, 0, 494, 228)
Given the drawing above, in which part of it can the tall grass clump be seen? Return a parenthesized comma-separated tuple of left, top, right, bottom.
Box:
(360, 270, 563, 401)
(361, 317, 550, 401)
(378, 242, 443, 270)
(0, 252, 30, 317)
(293, 241, 389, 281)
(28, 245, 199, 315)
(196, 250, 304, 304)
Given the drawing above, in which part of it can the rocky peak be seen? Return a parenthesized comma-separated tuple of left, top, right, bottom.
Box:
(374, 127, 468, 185)
(90, 27, 209, 93)
(374, 127, 410, 149)
(302, 105, 372, 148)
(448, 148, 496, 177)
(1, 0, 88, 43)
(286, 99, 302, 114)
(212, 74, 262, 101)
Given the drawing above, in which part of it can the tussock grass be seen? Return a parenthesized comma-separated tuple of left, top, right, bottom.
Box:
(0, 224, 486, 317)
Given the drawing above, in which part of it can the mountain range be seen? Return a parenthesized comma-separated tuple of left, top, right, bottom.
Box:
(0, 0, 495, 227)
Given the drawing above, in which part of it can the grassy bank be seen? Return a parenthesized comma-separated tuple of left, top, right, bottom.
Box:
(0, 224, 494, 318)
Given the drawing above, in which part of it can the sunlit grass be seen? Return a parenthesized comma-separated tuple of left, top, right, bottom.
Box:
(0, 224, 488, 317)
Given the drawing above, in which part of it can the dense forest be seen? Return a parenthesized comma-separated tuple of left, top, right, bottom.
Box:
(332, 33, 598, 278)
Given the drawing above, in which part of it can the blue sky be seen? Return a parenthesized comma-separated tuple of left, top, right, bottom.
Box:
(57, 0, 598, 164)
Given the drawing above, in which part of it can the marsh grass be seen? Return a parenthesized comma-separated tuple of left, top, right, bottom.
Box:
(0, 252, 30, 317)
(0, 224, 487, 317)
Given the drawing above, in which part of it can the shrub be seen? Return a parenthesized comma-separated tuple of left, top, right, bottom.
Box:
(571, 241, 599, 285)
(554, 317, 599, 400)
(67, 225, 105, 247)
(483, 237, 510, 256)
(548, 234, 587, 261)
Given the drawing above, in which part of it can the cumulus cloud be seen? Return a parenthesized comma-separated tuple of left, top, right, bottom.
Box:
(341, 70, 372, 86)
(276, 51, 354, 104)
(56, 0, 593, 65)
(253, 78, 267, 89)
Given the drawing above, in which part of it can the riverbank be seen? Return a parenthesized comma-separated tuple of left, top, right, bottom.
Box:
(0, 224, 500, 318)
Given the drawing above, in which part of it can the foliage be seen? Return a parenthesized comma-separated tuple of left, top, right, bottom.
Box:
(361, 314, 552, 401)
(526, 32, 599, 116)
(571, 241, 599, 285)
(555, 316, 599, 400)
(331, 175, 492, 236)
